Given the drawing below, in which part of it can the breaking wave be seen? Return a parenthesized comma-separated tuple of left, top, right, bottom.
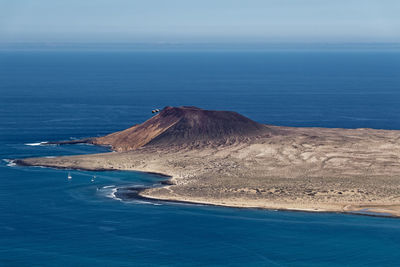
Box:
(3, 159, 16, 167)
(25, 141, 48, 146)
(99, 185, 162, 205)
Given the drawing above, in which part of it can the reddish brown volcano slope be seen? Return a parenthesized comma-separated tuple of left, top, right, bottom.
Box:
(91, 106, 270, 151)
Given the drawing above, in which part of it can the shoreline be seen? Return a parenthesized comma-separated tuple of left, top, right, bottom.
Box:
(138, 189, 400, 219)
(106, 175, 400, 219)
(13, 159, 118, 172)
(13, 120, 400, 219)
(11, 159, 400, 219)
(139, 194, 400, 219)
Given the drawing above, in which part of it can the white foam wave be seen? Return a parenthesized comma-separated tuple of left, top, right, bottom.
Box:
(108, 188, 120, 199)
(101, 187, 122, 201)
(100, 185, 161, 205)
(128, 200, 162, 205)
(25, 141, 48, 146)
(3, 159, 16, 167)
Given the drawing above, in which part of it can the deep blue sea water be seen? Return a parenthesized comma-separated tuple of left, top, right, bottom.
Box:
(1, 50, 400, 266)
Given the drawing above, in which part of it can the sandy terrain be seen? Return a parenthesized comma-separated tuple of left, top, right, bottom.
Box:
(16, 124, 400, 217)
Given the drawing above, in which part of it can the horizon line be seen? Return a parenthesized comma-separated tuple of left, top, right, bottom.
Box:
(1, 42, 400, 51)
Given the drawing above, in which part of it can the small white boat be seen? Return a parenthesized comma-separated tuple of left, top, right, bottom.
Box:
(67, 172, 72, 179)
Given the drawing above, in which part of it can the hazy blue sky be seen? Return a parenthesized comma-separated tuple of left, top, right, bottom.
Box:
(0, 0, 399, 43)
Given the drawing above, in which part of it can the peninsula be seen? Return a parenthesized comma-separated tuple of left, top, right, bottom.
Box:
(16, 106, 400, 217)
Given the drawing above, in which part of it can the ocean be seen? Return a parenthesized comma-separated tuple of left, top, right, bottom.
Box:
(1, 50, 400, 266)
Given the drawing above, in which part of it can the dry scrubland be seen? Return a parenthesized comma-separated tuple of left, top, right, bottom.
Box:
(17, 107, 400, 217)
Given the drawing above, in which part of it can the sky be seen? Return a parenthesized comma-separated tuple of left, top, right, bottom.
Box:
(0, 0, 399, 43)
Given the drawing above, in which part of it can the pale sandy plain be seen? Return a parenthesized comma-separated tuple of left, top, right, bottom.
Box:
(16, 107, 400, 217)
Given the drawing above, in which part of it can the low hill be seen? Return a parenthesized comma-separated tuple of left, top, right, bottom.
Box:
(91, 106, 270, 151)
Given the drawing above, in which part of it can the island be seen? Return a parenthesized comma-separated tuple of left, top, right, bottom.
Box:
(15, 106, 400, 217)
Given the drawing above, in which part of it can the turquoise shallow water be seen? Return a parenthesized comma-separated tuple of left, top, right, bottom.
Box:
(1, 51, 400, 266)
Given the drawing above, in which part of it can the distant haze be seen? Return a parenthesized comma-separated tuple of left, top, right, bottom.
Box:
(0, 0, 399, 43)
